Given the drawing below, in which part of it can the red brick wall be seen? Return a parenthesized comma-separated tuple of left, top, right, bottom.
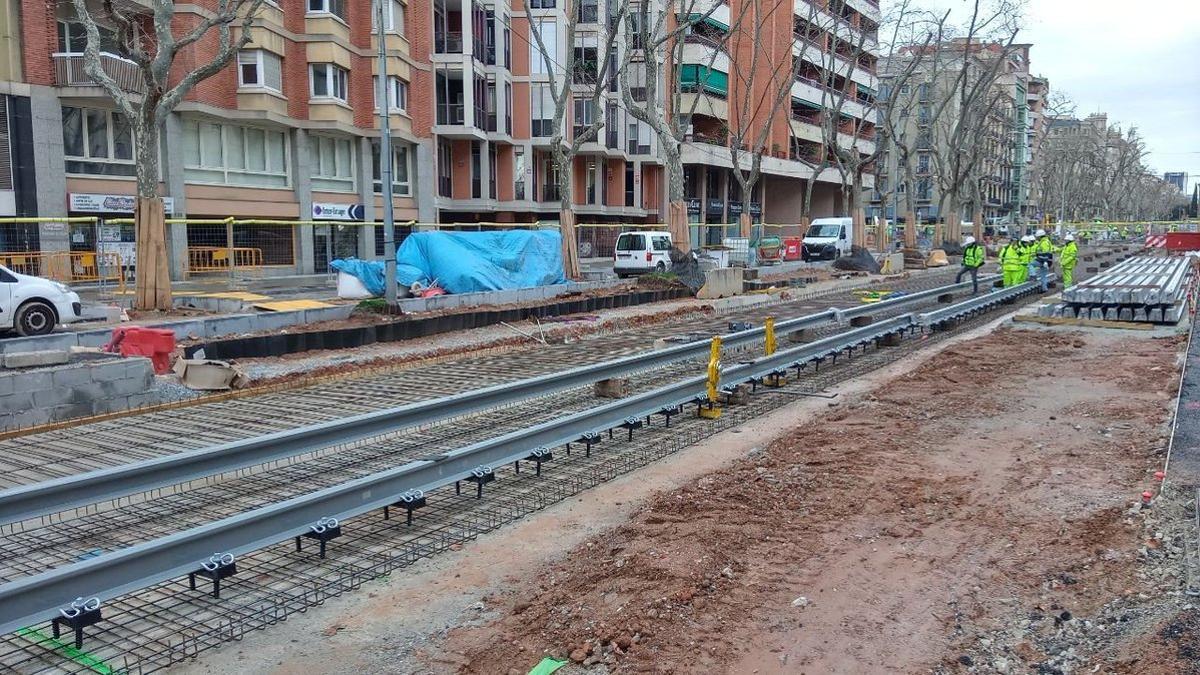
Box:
(20, 0, 57, 86)
(408, 0, 433, 136)
(282, 0, 309, 120)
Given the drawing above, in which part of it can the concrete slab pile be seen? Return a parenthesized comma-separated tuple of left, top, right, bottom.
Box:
(1039, 256, 1195, 324)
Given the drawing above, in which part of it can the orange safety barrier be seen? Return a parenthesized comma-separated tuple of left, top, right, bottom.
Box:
(186, 247, 265, 276)
(0, 251, 126, 292)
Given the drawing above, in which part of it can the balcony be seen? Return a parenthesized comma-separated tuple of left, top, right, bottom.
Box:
(53, 53, 145, 93)
(437, 102, 465, 125)
(436, 32, 463, 54)
(577, 3, 598, 23)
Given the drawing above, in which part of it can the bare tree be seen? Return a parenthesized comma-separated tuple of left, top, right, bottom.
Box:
(816, 0, 933, 252)
(526, 0, 628, 278)
(722, 0, 807, 240)
(620, 0, 729, 251)
(70, 0, 268, 309)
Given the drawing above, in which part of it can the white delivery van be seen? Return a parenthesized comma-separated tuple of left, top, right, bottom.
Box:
(613, 230, 673, 277)
(0, 265, 83, 336)
(802, 217, 852, 261)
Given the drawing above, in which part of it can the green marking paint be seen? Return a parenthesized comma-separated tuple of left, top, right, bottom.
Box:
(15, 627, 114, 675)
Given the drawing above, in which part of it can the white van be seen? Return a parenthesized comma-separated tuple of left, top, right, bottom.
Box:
(613, 231, 673, 277)
(0, 265, 83, 336)
(802, 217, 852, 261)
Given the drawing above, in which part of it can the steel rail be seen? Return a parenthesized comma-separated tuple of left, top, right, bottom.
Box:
(0, 315, 917, 636)
(916, 280, 1045, 326)
(0, 275, 993, 525)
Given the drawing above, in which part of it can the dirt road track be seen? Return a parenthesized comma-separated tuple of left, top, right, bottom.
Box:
(433, 327, 1185, 674)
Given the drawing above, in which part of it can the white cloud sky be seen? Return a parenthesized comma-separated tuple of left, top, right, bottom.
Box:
(900, 0, 1200, 191)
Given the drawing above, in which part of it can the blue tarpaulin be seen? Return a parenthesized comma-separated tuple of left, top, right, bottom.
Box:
(330, 230, 567, 296)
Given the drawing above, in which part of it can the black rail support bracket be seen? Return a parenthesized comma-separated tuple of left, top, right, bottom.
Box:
(51, 598, 102, 650)
(296, 518, 342, 559)
(188, 554, 238, 599)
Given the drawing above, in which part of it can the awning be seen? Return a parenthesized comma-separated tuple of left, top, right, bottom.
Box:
(791, 96, 821, 110)
(686, 13, 730, 32)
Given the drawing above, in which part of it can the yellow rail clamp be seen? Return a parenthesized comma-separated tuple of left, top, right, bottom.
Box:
(765, 316, 777, 356)
(699, 336, 723, 419)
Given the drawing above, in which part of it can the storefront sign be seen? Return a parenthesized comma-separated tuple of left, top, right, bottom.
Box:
(728, 200, 743, 217)
(70, 193, 175, 214)
(312, 202, 365, 221)
(685, 198, 701, 214)
(706, 198, 724, 216)
(748, 202, 762, 216)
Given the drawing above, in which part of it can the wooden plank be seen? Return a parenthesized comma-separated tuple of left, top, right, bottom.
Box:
(1012, 314, 1154, 331)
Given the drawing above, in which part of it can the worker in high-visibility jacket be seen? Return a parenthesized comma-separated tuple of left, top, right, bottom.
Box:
(1033, 229, 1054, 292)
(956, 235, 986, 294)
(1018, 235, 1036, 283)
(1058, 233, 1079, 288)
(999, 237, 1025, 287)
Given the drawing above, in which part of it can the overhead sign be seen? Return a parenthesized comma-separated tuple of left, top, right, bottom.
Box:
(70, 193, 175, 214)
(312, 202, 364, 221)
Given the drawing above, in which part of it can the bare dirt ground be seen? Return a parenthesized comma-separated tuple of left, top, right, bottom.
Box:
(171, 319, 1193, 675)
(426, 326, 1187, 675)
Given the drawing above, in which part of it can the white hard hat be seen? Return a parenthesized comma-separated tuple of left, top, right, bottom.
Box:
(1022, 235, 1034, 242)
(1065, 234, 1075, 242)
(1036, 229, 1047, 237)
(963, 236, 975, 245)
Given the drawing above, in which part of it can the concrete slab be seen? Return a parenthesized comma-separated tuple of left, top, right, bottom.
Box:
(696, 268, 744, 300)
(3, 350, 70, 369)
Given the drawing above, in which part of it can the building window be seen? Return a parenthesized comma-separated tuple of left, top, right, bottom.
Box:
(514, 147, 526, 200)
(371, 0, 405, 33)
(307, 0, 347, 20)
(56, 21, 123, 56)
(917, 152, 930, 174)
(572, 34, 598, 84)
(371, 141, 412, 196)
(625, 162, 634, 207)
(374, 75, 408, 112)
(61, 106, 135, 176)
(572, 97, 596, 140)
(470, 142, 482, 199)
(310, 63, 349, 102)
(437, 140, 452, 197)
(182, 119, 289, 188)
(310, 135, 355, 192)
(529, 0, 555, 7)
(531, 84, 554, 137)
(238, 50, 282, 91)
(530, 20, 556, 75)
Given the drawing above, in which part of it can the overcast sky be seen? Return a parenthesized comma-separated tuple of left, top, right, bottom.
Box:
(908, 0, 1200, 192)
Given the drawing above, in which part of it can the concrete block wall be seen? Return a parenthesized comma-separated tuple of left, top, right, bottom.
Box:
(0, 357, 156, 431)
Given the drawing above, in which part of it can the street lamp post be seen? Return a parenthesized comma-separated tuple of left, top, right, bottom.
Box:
(375, 0, 398, 309)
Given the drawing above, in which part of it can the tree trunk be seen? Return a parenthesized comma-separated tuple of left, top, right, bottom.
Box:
(850, 174, 866, 248)
(738, 212, 752, 239)
(972, 208, 984, 242)
(559, 208, 581, 280)
(134, 197, 172, 310)
(668, 202, 689, 254)
(132, 121, 172, 311)
(904, 210, 918, 248)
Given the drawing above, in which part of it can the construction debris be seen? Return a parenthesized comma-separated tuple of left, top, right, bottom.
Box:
(594, 378, 631, 399)
(173, 359, 247, 390)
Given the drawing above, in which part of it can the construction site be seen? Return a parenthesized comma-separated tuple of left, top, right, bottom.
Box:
(0, 232, 1199, 675)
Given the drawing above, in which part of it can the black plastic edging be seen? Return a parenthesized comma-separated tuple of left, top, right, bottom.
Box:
(185, 288, 691, 360)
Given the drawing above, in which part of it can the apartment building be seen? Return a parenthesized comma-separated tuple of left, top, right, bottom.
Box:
(870, 41, 1047, 226)
(1, 0, 36, 227)
(4, 0, 874, 277)
(679, 0, 880, 242)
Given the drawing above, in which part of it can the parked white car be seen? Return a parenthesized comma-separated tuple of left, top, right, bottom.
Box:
(613, 230, 673, 277)
(0, 265, 83, 336)
(802, 217, 853, 261)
